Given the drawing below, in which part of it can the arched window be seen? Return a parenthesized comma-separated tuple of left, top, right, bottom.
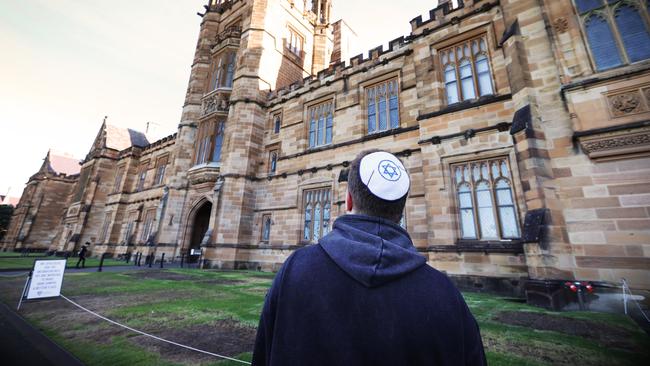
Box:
(308, 100, 334, 148)
(584, 14, 622, 70)
(575, 0, 650, 71)
(212, 122, 225, 163)
(262, 215, 271, 242)
(303, 188, 331, 243)
(208, 51, 237, 92)
(440, 35, 493, 105)
(366, 78, 400, 134)
(452, 158, 521, 241)
(269, 150, 278, 174)
(444, 64, 459, 105)
(273, 114, 281, 134)
(459, 59, 476, 100)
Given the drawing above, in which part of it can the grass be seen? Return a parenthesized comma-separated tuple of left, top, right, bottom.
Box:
(0, 256, 129, 270)
(0, 269, 648, 366)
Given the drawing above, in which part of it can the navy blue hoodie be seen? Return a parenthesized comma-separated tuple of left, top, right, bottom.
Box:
(252, 214, 486, 366)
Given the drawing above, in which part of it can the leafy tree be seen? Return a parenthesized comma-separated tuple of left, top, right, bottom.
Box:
(0, 205, 14, 242)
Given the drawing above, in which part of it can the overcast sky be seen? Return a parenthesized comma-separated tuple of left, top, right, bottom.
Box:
(0, 0, 441, 198)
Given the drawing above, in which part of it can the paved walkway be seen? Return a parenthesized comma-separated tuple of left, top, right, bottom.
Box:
(0, 301, 85, 366)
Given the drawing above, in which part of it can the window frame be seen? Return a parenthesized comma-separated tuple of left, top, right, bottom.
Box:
(306, 98, 335, 149)
(135, 162, 149, 192)
(140, 209, 156, 243)
(450, 156, 522, 243)
(268, 148, 279, 175)
(439, 34, 495, 106)
(261, 214, 272, 243)
(300, 187, 332, 244)
(286, 26, 304, 58)
(363, 75, 401, 134)
(271, 112, 282, 135)
(193, 120, 226, 166)
(113, 165, 125, 193)
(573, 0, 650, 71)
(154, 155, 168, 186)
(208, 49, 237, 92)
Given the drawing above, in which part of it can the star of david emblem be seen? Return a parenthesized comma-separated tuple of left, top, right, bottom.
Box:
(378, 160, 401, 181)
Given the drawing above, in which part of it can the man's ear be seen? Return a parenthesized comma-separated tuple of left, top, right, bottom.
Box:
(346, 191, 353, 212)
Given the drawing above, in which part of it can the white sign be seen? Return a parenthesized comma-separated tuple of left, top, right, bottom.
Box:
(26, 260, 66, 300)
(191, 249, 202, 256)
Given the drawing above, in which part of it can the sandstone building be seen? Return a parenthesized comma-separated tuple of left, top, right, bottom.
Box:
(4, 0, 650, 308)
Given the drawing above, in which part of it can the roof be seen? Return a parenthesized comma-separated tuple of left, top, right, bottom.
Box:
(48, 150, 81, 176)
(105, 124, 150, 151)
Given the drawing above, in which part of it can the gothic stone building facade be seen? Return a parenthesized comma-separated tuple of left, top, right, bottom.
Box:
(4, 0, 650, 307)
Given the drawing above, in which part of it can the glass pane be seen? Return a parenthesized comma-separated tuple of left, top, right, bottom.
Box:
(585, 14, 623, 70)
(274, 118, 281, 133)
(378, 88, 387, 131)
(459, 192, 473, 209)
(496, 187, 513, 206)
(445, 67, 456, 82)
(458, 183, 471, 193)
(460, 209, 477, 239)
(575, 0, 604, 13)
(304, 203, 312, 240)
(499, 207, 520, 238)
(323, 203, 330, 236)
(461, 75, 476, 100)
(500, 161, 509, 177)
(476, 186, 492, 207)
(478, 207, 498, 239)
(442, 52, 448, 64)
(481, 163, 489, 180)
(313, 203, 321, 241)
(317, 112, 325, 146)
(472, 40, 479, 55)
(455, 167, 462, 183)
(389, 94, 399, 129)
(615, 6, 650, 63)
(367, 89, 376, 133)
(463, 166, 471, 182)
(479, 38, 487, 51)
(473, 164, 481, 181)
(446, 81, 459, 104)
(459, 61, 473, 78)
(491, 163, 499, 178)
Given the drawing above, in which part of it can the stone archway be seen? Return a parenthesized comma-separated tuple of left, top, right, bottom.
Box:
(188, 201, 212, 262)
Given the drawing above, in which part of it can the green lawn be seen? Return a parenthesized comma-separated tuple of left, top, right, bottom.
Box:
(0, 256, 129, 270)
(0, 251, 45, 257)
(0, 269, 648, 366)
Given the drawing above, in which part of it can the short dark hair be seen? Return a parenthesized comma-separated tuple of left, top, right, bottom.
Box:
(347, 149, 407, 223)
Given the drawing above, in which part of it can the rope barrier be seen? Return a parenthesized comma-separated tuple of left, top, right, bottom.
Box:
(621, 279, 650, 323)
(60, 294, 252, 365)
(0, 272, 30, 278)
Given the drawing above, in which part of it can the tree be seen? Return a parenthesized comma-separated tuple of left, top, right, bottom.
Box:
(0, 205, 14, 242)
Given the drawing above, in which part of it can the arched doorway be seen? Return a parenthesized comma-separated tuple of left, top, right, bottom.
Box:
(188, 201, 212, 263)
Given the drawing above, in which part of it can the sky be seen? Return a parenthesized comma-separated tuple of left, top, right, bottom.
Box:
(0, 0, 441, 198)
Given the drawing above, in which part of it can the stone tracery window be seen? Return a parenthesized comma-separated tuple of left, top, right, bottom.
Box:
(452, 157, 520, 241)
(194, 120, 226, 165)
(366, 78, 400, 134)
(303, 188, 331, 243)
(261, 214, 271, 242)
(308, 100, 334, 148)
(440, 35, 494, 105)
(209, 50, 237, 91)
(574, 0, 650, 71)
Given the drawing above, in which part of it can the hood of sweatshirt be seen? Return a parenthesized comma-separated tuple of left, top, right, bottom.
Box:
(319, 214, 426, 288)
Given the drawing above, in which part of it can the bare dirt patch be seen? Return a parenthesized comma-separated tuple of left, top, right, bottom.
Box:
(494, 311, 642, 352)
(131, 319, 256, 364)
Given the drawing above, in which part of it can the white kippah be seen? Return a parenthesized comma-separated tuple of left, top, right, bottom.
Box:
(359, 151, 410, 201)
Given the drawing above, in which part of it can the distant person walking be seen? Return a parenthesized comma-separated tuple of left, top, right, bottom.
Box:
(252, 150, 486, 366)
(76, 243, 89, 269)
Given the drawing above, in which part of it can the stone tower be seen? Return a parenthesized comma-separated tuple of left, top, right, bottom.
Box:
(157, 0, 336, 268)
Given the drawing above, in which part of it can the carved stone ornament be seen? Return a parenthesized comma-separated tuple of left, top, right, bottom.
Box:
(609, 92, 643, 117)
(578, 126, 650, 161)
(644, 88, 650, 104)
(202, 92, 230, 116)
(553, 17, 568, 34)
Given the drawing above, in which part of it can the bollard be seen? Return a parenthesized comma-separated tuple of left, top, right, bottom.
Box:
(125, 252, 131, 264)
(137, 253, 142, 267)
(148, 254, 153, 268)
(180, 254, 184, 268)
(160, 253, 165, 268)
(98, 253, 107, 272)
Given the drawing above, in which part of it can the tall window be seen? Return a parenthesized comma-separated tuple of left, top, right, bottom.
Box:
(452, 157, 520, 241)
(261, 214, 271, 242)
(194, 120, 226, 165)
(575, 0, 650, 71)
(308, 100, 334, 148)
(136, 164, 148, 192)
(440, 35, 494, 105)
(303, 188, 331, 243)
(113, 166, 125, 193)
(209, 51, 237, 91)
(99, 214, 111, 244)
(154, 156, 168, 186)
(287, 27, 304, 57)
(272, 113, 282, 134)
(124, 213, 137, 245)
(366, 78, 400, 134)
(268, 149, 278, 175)
(140, 210, 155, 243)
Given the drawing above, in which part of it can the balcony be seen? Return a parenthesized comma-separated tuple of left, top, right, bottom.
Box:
(188, 163, 221, 186)
(201, 88, 231, 118)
